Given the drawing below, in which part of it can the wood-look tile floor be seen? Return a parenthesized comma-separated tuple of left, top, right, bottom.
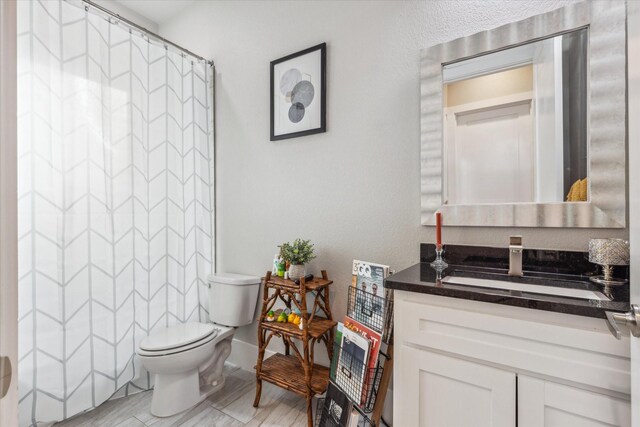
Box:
(55, 364, 312, 427)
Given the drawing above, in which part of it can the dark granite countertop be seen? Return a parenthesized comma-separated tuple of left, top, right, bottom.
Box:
(386, 244, 630, 319)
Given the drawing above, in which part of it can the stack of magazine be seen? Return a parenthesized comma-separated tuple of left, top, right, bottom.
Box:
(322, 260, 391, 427)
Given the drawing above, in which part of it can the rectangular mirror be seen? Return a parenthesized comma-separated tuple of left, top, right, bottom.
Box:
(443, 28, 588, 205)
(421, 1, 627, 227)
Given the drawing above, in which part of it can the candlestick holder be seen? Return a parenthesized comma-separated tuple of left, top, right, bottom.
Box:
(434, 266, 445, 287)
(430, 246, 448, 270)
(588, 238, 629, 297)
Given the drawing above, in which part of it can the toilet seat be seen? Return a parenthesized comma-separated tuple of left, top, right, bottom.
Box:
(138, 322, 219, 357)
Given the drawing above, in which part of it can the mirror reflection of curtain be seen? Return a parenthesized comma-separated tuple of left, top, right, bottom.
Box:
(17, 1, 214, 425)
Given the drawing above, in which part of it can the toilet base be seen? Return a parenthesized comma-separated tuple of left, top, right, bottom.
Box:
(150, 370, 226, 417)
(139, 325, 235, 418)
(200, 375, 226, 400)
(151, 369, 200, 417)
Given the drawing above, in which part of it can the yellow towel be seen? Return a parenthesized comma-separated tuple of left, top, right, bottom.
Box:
(566, 178, 588, 202)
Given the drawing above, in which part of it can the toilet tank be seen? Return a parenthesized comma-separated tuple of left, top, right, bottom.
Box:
(207, 273, 261, 327)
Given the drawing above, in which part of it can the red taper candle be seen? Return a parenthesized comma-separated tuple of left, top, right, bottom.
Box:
(435, 212, 442, 248)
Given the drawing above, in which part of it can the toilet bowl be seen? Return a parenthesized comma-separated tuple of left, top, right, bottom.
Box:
(137, 273, 261, 417)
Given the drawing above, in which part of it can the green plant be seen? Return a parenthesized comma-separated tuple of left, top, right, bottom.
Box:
(280, 238, 316, 265)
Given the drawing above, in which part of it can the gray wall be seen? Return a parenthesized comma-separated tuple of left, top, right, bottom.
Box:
(159, 0, 628, 357)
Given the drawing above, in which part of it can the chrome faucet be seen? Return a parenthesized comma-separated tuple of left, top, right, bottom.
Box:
(509, 236, 523, 277)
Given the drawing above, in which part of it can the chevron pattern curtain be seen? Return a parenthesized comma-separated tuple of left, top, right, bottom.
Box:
(17, 1, 214, 425)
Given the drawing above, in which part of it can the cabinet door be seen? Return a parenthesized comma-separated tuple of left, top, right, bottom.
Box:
(394, 347, 515, 427)
(518, 375, 631, 427)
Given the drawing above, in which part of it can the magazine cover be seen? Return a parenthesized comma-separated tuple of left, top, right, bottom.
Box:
(323, 382, 353, 426)
(343, 317, 382, 370)
(351, 260, 389, 296)
(337, 325, 371, 404)
(350, 260, 389, 328)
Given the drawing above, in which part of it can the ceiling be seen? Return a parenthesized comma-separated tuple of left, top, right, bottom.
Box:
(112, 0, 196, 26)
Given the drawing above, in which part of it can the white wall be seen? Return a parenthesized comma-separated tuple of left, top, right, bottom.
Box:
(158, 0, 628, 359)
(94, 0, 159, 33)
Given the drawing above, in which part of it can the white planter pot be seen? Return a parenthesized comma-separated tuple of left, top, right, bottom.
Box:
(289, 264, 306, 280)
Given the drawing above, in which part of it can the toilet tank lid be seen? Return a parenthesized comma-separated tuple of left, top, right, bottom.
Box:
(208, 272, 261, 286)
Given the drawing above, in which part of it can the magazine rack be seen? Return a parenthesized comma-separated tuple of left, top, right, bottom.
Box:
(346, 286, 394, 344)
(254, 270, 336, 427)
(318, 286, 394, 427)
(329, 342, 388, 412)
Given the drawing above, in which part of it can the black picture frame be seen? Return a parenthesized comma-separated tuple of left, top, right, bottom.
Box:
(270, 43, 326, 141)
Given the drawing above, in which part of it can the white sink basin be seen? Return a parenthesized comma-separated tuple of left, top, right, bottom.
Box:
(441, 275, 610, 301)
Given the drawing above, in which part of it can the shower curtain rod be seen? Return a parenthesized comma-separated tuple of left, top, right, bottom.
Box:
(78, 0, 214, 66)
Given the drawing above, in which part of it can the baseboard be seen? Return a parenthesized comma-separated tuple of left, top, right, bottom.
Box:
(228, 338, 275, 371)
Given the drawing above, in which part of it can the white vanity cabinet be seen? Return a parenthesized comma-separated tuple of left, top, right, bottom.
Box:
(517, 375, 631, 427)
(393, 291, 631, 427)
(401, 346, 515, 427)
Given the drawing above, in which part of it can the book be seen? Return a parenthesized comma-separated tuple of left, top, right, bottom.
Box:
(336, 323, 371, 405)
(346, 408, 361, 427)
(350, 260, 390, 330)
(344, 316, 383, 406)
(323, 382, 353, 426)
(334, 321, 344, 348)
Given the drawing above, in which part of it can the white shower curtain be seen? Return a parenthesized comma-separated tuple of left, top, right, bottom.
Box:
(17, 1, 214, 425)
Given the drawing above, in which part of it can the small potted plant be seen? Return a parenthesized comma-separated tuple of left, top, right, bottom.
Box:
(281, 238, 316, 280)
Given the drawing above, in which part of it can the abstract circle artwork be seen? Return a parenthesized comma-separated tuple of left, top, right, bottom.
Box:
(270, 43, 326, 140)
(280, 69, 315, 123)
(291, 80, 314, 107)
(280, 68, 301, 97)
(288, 102, 306, 123)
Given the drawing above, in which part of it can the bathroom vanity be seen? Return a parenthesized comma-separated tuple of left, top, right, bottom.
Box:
(388, 245, 631, 427)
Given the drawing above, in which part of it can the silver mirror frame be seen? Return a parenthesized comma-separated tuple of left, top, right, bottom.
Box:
(421, 1, 627, 228)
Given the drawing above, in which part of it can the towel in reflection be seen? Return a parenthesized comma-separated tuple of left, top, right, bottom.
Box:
(566, 178, 588, 201)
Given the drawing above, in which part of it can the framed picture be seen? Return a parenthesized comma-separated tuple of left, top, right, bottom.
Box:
(270, 43, 326, 141)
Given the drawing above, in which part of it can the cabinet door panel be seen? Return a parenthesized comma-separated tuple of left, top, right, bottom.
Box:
(518, 375, 631, 427)
(395, 347, 515, 427)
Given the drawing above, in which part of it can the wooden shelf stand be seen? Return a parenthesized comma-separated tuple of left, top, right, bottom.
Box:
(254, 270, 336, 426)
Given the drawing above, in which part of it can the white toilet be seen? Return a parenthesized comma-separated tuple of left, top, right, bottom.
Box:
(137, 273, 261, 417)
